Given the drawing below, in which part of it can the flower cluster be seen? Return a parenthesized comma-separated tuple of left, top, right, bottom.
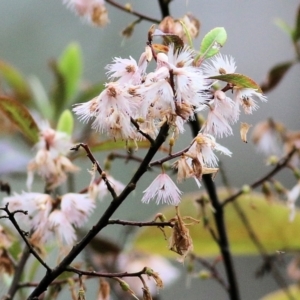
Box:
(3, 192, 95, 245)
(27, 123, 79, 191)
(73, 37, 266, 205)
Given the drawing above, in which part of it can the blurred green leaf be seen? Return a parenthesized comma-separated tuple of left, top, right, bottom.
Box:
(28, 76, 53, 120)
(0, 96, 39, 144)
(51, 43, 82, 116)
(261, 61, 294, 93)
(8, 239, 22, 261)
(57, 109, 74, 136)
(294, 5, 300, 42)
(274, 18, 293, 39)
(72, 81, 105, 104)
(199, 27, 227, 60)
(261, 284, 300, 300)
(209, 73, 262, 93)
(0, 60, 31, 102)
(134, 191, 300, 257)
(180, 20, 193, 48)
(58, 42, 82, 100)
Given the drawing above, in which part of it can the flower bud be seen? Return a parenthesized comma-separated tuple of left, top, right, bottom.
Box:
(294, 168, 300, 180)
(242, 184, 251, 194)
(199, 270, 211, 279)
(273, 180, 286, 195)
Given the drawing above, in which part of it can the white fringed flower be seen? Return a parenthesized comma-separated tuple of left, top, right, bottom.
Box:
(202, 54, 236, 77)
(74, 82, 141, 140)
(142, 173, 182, 205)
(63, 0, 109, 27)
(2, 192, 95, 245)
(27, 123, 79, 190)
(106, 56, 142, 85)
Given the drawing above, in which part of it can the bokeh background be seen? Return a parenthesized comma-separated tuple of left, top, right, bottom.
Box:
(0, 1, 300, 299)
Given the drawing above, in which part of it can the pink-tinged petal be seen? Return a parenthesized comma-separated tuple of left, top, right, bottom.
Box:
(142, 173, 182, 205)
(48, 210, 76, 245)
(61, 193, 95, 227)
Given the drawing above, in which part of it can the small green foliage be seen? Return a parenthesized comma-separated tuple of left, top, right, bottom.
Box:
(199, 27, 227, 60)
(0, 60, 31, 102)
(294, 5, 300, 42)
(57, 109, 74, 136)
(209, 73, 262, 93)
(0, 96, 39, 144)
(58, 42, 82, 101)
(180, 20, 193, 48)
(51, 42, 82, 117)
(274, 18, 294, 39)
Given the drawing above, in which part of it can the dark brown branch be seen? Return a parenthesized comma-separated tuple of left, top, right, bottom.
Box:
(108, 219, 174, 227)
(3, 247, 31, 300)
(189, 117, 240, 300)
(158, 0, 171, 18)
(28, 122, 170, 299)
(66, 266, 147, 279)
(219, 161, 296, 300)
(150, 145, 191, 166)
(130, 117, 155, 146)
(71, 143, 118, 199)
(190, 253, 229, 292)
(105, 0, 160, 24)
(222, 148, 297, 207)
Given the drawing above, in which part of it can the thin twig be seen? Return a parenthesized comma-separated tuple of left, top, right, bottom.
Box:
(130, 117, 155, 146)
(66, 266, 147, 278)
(222, 148, 297, 207)
(71, 143, 118, 199)
(105, 0, 160, 24)
(28, 122, 170, 299)
(108, 219, 174, 227)
(219, 162, 296, 300)
(0, 204, 51, 272)
(190, 253, 229, 292)
(3, 247, 31, 300)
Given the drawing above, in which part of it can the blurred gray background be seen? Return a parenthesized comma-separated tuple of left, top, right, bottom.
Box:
(0, 1, 300, 299)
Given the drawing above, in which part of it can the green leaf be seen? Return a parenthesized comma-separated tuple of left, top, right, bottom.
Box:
(58, 42, 82, 101)
(274, 18, 294, 39)
(180, 20, 193, 48)
(199, 27, 227, 59)
(57, 109, 74, 136)
(0, 96, 39, 144)
(0, 60, 31, 102)
(134, 191, 300, 257)
(51, 43, 82, 116)
(260, 61, 294, 93)
(28, 76, 53, 120)
(209, 73, 263, 93)
(293, 5, 300, 42)
(261, 284, 300, 300)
